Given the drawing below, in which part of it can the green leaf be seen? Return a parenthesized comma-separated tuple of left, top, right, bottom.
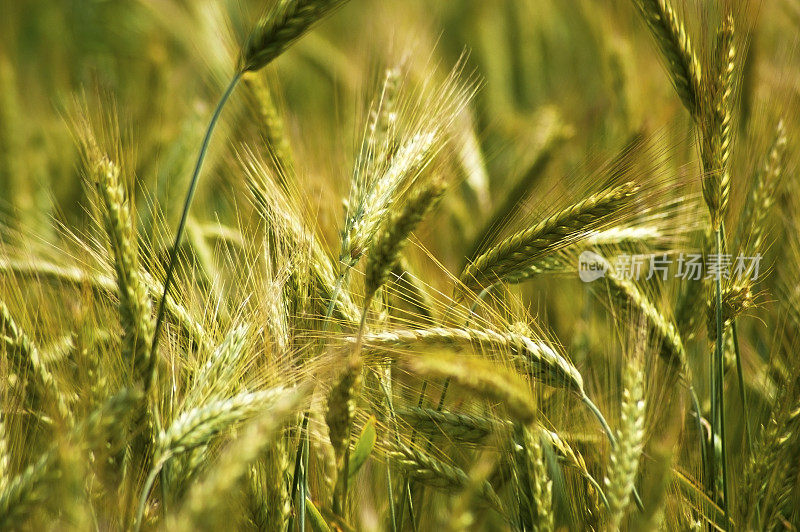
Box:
(306, 497, 331, 532)
(348, 416, 376, 479)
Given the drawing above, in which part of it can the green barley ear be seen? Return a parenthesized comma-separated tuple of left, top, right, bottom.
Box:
(399, 351, 537, 424)
(514, 425, 554, 532)
(734, 119, 787, 252)
(460, 181, 639, 293)
(605, 353, 646, 530)
(169, 391, 304, 531)
(601, 261, 687, 372)
(364, 179, 447, 303)
(356, 326, 585, 396)
(389, 442, 503, 512)
(399, 407, 501, 444)
(706, 282, 753, 342)
(325, 359, 362, 461)
(246, 433, 291, 532)
(324, 357, 362, 514)
(238, 0, 350, 74)
(0, 452, 55, 528)
(243, 72, 296, 184)
(700, 15, 736, 230)
(92, 156, 155, 386)
(0, 299, 70, 422)
(630, 0, 703, 118)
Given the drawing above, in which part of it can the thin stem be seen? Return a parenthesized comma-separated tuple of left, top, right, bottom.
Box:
(386, 461, 397, 532)
(714, 228, 730, 528)
(134, 452, 172, 532)
(730, 322, 751, 448)
(690, 387, 706, 478)
(289, 267, 352, 529)
(149, 72, 242, 388)
(719, 222, 753, 456)
(376, 370, 416, 532)
(287, 413, 309, 532)
(301, 432, 309, 532)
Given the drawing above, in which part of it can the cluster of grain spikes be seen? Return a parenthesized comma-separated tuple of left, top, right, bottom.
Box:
(2, 0, 800, 529)
(630, 2, 744, 525)
(153, 0, 353, 377)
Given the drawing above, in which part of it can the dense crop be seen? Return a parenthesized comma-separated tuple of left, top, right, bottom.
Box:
(1, 0, 799, 530)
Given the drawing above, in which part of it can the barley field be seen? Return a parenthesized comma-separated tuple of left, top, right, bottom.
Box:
(1, 0, 799, 530)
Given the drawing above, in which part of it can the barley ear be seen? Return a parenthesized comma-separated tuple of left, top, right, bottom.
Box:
(0, 299, 70, 422)
(514, 425, 554, 532)
(631, 0, 703, 118)
(239, 0, 350, 74)
(0, 452, 56, 528)
(93, 156, 155, 386)
(460, 182, 638, 293)
(734, 119, 787, 252)
(700, 15, 736, 229)
(243, 72, 296, 186)
(605, 356, 646, 530)
(365, 179, 447, 302)
(706, 282, 753, 342)
(325, 357, 362, 514)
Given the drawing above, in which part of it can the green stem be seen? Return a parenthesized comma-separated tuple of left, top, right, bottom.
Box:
(719, 221, 753, 456)
(149, 72, 242, 387)
(714, 228, 730, 529)
(289, 268, 353, 530)
(134, 452, 172, 532)
(287, 414, 309, 532)
(375, 371, 417, 531)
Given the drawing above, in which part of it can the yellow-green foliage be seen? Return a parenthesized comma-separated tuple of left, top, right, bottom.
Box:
(0, 1, 799, 530)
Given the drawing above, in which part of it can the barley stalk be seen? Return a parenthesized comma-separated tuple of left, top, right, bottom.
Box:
(0, 416, 7, 489)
